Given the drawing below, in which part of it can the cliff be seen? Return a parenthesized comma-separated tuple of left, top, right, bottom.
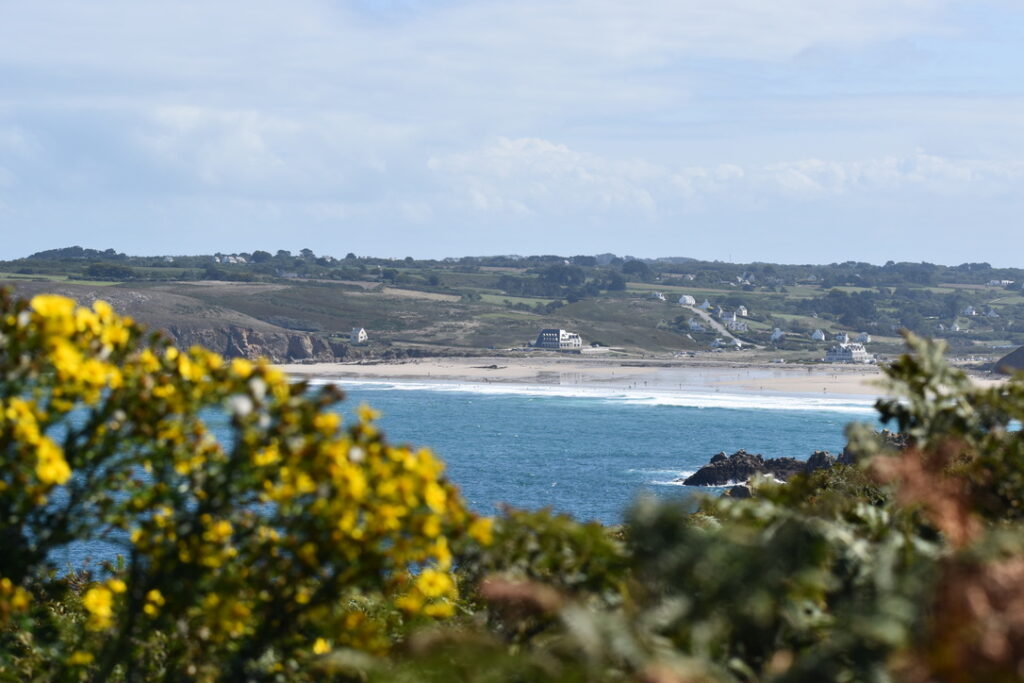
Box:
(5, 282, 338, 363)
(164, 324, 336, 363)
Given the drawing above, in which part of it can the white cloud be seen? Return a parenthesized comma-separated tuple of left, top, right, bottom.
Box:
(763, 153, 1024, 197)
(132, 106, 418, 196)
(429, 137, 661, 216)
(430, 138, 1024, 215)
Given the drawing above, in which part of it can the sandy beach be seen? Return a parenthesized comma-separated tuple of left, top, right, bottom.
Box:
(276, 355, 907, 398)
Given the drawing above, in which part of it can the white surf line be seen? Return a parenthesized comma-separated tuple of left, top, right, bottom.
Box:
(306, 377, 878, 415)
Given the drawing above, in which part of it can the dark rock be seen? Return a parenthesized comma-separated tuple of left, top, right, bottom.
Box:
(995, 346, 1024, 375)
(682, 449, 766, 486)
(766, 457, 805, 481)
(806, 450, 836, 472)
(682, 450, 821, 487)
(724, 484, 752, 499)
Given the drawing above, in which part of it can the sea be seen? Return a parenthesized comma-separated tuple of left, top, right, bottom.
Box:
(52, 380, 879, 570)
(324, 380, 879, 524)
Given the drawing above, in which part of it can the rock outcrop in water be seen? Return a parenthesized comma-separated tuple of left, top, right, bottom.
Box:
(682, 430, 910, 488)
(681, 449, 806, 486)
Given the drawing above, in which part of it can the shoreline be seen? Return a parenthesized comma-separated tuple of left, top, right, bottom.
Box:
(275, 356, 905, 398)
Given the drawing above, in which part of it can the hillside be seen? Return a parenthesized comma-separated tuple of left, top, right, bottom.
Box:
(3, 248, 1022, 363)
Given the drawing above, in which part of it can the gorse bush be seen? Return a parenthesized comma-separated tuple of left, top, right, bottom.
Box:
(0, 290, 491, 679)
(4, 289, 1024, 681)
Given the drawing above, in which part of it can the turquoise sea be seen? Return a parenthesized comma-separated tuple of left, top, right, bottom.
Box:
(53, 380, 878, 570)
(327, 380, 878, 524)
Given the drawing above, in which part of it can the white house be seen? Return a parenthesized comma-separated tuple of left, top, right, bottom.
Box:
(835, 332, 850, 344)
(736, 305, 749, 317)
(678, 295, 697, 306)
(350, 327, 368, 344)
(770, 328, 786, 342)
(824, 343, 872, 364)
(856, 332, 872, 343)
(964, 306, 978, 316)
(811, 329, 827, 342)
(534, 329, 583, 350)
(651, 291, 666, 301)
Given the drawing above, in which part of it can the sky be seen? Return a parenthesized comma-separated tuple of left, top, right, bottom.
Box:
(1, 0, 1023, 266)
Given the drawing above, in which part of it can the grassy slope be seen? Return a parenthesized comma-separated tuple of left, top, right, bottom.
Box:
(2, 269, 1016, 358)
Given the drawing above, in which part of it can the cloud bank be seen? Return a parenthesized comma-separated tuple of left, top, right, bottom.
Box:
(0, 0, 1022, 264)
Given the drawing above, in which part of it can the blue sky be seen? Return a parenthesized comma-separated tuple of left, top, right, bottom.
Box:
(1, 0, 1023, 265)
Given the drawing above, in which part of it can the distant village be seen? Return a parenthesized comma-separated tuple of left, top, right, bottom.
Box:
(513, 290, 877, 364)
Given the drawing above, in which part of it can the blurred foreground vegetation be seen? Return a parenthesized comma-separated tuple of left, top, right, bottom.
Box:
(2, 289, 1024, 680)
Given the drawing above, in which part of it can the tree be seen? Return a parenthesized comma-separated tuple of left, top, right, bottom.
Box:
(622, 259, 653, 280)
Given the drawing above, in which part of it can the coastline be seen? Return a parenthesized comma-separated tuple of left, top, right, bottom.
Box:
(275, 356, 901, 398)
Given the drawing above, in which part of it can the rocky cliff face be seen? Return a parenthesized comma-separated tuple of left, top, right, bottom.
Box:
(165, 325, 336, 363)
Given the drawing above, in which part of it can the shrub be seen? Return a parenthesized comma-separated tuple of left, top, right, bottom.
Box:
(0, 290, 489, 680)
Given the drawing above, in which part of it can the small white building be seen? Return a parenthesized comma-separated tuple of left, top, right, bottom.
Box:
(651, 291, 666, 301)
(350, 327, 368, 344)
(534, 329, 583, 350)
(811, 329, 827, 342)
(835, 332, 850, 344)
(964, 306, 978, 316)
(736, 305, 748, 317)
(678, 295, 697, 306)
(770, 328, 786, 342)
(856, 332, 872, 343)
(824, 343, 872, 364)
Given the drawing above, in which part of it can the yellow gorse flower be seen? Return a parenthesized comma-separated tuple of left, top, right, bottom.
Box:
(82, 586, 114, 630)
(0, 290, 495, 670)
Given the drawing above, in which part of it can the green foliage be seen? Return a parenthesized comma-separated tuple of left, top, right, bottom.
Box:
(0, 291, 485, 680)
(6, 292, 1024, 680)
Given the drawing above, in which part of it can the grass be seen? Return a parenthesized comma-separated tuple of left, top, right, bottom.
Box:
(0, 273, 122, 287)
(478, 294, 556, 306)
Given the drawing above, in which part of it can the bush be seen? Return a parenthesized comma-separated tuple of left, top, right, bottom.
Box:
(0, 290, 490, 679)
